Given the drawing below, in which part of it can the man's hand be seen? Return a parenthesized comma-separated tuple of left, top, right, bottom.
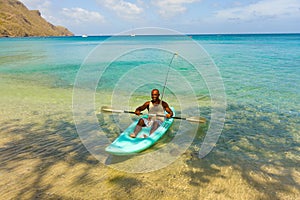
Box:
(166, 113, 172, 118)
(135, 110, 141, 116)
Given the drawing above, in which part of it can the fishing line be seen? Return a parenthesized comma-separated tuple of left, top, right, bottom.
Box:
(161, 52, 177, 100)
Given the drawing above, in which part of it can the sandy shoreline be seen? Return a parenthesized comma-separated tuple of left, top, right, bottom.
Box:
(0, 75, 299, 200)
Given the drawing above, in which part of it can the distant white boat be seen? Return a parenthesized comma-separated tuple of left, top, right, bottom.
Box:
(130, 33, 136, 37)
(82, 34, 88, 38)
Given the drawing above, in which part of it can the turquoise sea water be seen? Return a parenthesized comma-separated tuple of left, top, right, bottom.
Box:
(1, 34, 299, 133)
(1, 34, 299, 198)
(1, 34, 299, 119)
(1, 34, 299, 107)
(1, 34, 299, 162)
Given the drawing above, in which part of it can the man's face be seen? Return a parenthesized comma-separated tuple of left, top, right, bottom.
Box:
(151, 90, 159, 101)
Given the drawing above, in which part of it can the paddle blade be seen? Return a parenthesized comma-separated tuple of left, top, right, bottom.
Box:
(186, 116, 206, 123)
(101, 106, 123, 113)
(100, 106, 138, 115)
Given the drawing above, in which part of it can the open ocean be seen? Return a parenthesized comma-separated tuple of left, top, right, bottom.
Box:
(0, 34, 299, 199)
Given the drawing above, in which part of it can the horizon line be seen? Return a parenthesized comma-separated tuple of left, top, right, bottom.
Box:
(75, 32, 300, 37)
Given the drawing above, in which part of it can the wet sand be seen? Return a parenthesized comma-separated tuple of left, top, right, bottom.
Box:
(0, 76, 299, 200)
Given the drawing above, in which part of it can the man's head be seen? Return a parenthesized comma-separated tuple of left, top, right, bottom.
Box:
(151, 89, 160, 101)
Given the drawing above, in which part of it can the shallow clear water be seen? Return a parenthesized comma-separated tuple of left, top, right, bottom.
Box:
(0, 34, 299, 199)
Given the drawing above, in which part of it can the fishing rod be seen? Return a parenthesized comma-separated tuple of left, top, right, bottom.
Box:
(161, 52, 178, 100)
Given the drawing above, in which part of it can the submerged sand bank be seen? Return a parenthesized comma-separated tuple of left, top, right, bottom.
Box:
(0, 75, 299, 200)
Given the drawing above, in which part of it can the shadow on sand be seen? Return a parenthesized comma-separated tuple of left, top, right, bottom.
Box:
(0, 103, 299, 199)
(0, 113, 97, 199)
(185, 103, 299, 199)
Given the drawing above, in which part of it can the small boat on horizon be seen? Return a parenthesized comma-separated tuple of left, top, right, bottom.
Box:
(82, 34, 88, 38)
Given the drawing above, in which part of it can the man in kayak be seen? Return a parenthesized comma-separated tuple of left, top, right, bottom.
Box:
(130, 89, 173, 138)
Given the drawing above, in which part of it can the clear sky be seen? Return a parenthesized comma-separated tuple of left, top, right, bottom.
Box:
(19, 0, 300, 35)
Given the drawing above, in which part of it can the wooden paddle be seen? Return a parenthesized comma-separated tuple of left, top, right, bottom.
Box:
(100, 106, 206, 124)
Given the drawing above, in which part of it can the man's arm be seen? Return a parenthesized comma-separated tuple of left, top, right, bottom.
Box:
(162, 101, 173, 118)
(135, 101, 150, 115)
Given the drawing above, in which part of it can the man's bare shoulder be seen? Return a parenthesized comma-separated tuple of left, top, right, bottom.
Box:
(161, 100, 169, 107)
(140, 101, 150, 109)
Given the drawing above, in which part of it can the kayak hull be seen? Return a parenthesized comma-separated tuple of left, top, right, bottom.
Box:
(105, 107, 175, 155)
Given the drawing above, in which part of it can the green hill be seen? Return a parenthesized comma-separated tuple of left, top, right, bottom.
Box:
(0, 0, 73, 37)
